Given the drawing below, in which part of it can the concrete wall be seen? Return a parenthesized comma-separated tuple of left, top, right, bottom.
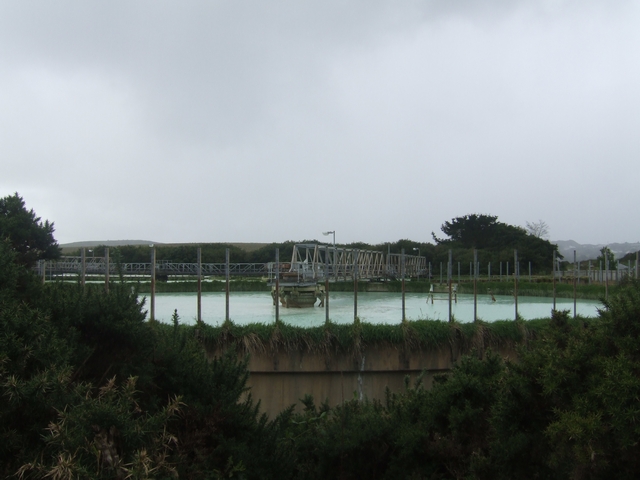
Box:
(230, 344, 517, 417)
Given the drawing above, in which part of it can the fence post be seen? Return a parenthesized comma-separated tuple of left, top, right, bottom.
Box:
(275, 249, 280, 322)
(105, 248, 110, 293)
(599, 260, 602, 284)
(225, 248, 230, 322)
(150, 246, 155, 322)
(197, 247, 202, 324)
(573, 250, 578, 318)
(354, 249, 359, 322)
(81, 248, 86, 288)
(605, 252, 609, 301)
(473, 249, 477, 323)
(552, 251, 557, 311)
(514, 250, 518, 321)
(448, 250, 452, 323)
(325, 246, 330, 324)
(401, 249, 406, 322)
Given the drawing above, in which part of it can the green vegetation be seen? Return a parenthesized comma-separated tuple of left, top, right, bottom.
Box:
(0, 266, 292, 478)
(65, 215, 560, 277)
(0, 194, 291, 478)
(136, 278, 272, 293)
(4, 193, 640, 478)
(620, 250, 639, 264)
(457, 280, 608, 299)
(596, 245, 618, 269)
(196, 318, 533, 357)
(431, 213, 559, 274)
(279, 280, 640, 479)
(0, 193, 60, 268)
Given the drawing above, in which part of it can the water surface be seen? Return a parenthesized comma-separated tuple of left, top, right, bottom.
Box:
(142, 291, 601, 327)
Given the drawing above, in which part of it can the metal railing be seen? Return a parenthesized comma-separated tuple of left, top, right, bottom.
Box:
(39, 257, 269, 278)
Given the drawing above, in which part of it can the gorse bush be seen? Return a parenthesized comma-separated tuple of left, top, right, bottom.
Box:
(16, 378, 184, 480)
(30, 282, 152, 385)
(0, 238, 290, 478)
(281, 352, 507, 480)
(277, 280, 640, 479)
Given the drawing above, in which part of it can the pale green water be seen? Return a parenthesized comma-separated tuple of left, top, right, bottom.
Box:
(141, 292, 601, 327)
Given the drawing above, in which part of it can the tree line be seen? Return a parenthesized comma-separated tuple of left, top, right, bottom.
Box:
(64, 213, 562, 275)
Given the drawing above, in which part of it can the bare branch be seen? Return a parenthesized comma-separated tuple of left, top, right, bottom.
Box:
(525, 220, 549, 239)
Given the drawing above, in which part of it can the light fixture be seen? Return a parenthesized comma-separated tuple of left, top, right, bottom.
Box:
(322, 231, 336, 247)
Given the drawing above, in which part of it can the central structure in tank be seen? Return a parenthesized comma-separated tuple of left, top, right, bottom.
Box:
(268, 243, 426, 308)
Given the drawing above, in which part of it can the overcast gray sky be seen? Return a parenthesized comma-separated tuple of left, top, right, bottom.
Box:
(1, 1, 638, 246)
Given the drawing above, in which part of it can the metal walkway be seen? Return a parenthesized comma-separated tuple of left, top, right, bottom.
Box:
(268, 243, 426, 284)
(40, 257, 268, 278)
(40, 244, 427, 281)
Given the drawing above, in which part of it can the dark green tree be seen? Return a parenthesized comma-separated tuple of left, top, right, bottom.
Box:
(432, 214, 500, 247)
(0, 239, 20, 302)
(431, 213, 559, 273)
(596, 246, 618, 269)
(0, 193, 60, 268)
(0, 198, 292, 479)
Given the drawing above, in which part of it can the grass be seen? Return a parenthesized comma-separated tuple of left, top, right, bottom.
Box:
(194, 315, 563, 357)
(136, 279, 271, 293)
(456, 281, 608, 300)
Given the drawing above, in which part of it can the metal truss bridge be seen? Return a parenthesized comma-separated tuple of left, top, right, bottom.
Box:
(40, 244, 426, 282)
(40, 257, 269, 278)
(272, 243, 425, 284)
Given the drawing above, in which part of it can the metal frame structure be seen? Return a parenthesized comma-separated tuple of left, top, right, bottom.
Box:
(40, 246, 426, 282)
(273, 243, 388, 283)
(39, 257, 269, 278)
(386, 253, 426, 279)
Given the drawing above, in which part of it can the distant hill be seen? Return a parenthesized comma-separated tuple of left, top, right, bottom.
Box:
(554, 240, 640, 262)
(160, 242, 270, 253)
(60, 240, 158, 248)
(59, 240, 158, 254)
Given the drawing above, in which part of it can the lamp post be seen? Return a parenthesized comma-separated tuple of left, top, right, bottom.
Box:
(323, 231, 336, 281)
(322, 230, 335, 247)
(413, 247, 420, 280)
(150, 244, 155, 322)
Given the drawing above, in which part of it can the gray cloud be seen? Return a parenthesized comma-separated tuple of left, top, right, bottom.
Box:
(1, 1, 639, 246)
